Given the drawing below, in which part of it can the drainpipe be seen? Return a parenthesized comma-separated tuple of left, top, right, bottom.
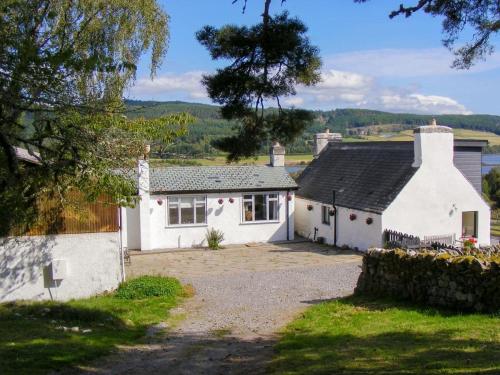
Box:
(332, 190, 338, 247)
(118, 207, 126, 282)
(286, 190, 290, 241)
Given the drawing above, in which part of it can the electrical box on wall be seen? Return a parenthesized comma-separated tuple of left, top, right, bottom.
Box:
(51, 259, 67, 280)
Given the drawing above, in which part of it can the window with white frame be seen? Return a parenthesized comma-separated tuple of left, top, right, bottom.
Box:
(242, 193, 279, 222)
(321, 205, 330, 225)
(168, 196, 206, 225)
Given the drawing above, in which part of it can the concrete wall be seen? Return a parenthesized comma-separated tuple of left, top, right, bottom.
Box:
(382, 166, 491, 246)
(295, 197, 382, 250)
(0, 232, 123, 302)
(127, 191, 295, 250)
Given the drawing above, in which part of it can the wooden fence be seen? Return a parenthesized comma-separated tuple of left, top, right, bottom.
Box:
(11, 190, 119, 236)
(383, 229, 421, 249)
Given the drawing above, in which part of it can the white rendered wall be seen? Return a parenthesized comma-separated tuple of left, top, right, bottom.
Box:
(127, 191, 295, 250)
(0, 232, 122, 302)
(383, 164, 490, 246)
(124, 206, 141, 250)
(384, 128, 490, 246)
(295, 197, 382, 250)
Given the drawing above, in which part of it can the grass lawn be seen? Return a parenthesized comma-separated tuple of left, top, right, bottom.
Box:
(0, 276, 188, 375)
(271, 295, 500, 374)
(361, 129, 500, 145)
(151, 154, 314, 167)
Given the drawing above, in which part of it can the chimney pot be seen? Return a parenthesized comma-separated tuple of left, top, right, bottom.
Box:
(270, 141, 285, 167)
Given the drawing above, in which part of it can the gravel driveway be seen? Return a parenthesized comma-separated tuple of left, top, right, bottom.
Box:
(79, 242, 362, 375)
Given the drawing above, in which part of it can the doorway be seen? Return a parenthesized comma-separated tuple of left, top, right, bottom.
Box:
(462, 211, 478, 238)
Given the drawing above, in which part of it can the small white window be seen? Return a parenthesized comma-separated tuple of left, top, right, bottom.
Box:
(168, 196, 206, 225)
(243, 193, 279, 222)
(322, 205, 330, 225)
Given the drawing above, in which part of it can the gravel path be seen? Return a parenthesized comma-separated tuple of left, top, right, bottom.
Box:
(77, 243, 362, 375)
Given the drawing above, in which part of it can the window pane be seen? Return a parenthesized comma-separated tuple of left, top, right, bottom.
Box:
(243, 194, 252, 201)
(196, 204, 206, 224)
(269, 199, 278, 220)
(181, 206, 194, 224)
(255, 194, 267, 221)
(269, 193, 278, 200)
(243, 201, 253, 221)
(179, 197, 193, 224)
(169, 205, 179, 225)
(322, 206, 330, 224)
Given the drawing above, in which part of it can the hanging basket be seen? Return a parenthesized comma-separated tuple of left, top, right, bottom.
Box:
(328, 208, 336, 216)
(218, 198, 224, 204)
(366, 217, 373, 225)
(307, 204, 313, 211)
(349, 213, 357, 221)
(229, 197, 234, 204)
(157, 199, 163, 206)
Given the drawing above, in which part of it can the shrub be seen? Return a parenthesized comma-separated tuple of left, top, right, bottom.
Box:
(115, 276, 182, 300)
(206, 228, 224, 250)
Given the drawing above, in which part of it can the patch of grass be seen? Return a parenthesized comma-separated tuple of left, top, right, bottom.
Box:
(210, 327, 232, 338)
(115, 275, 182, 299)
(0, 276, 187, 375)
(271, 295, 500, 374)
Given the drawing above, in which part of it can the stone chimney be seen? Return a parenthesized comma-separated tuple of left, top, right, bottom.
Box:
(138, 144, 152, 250)
(412, 118, 454, 168)
(313, 129, 342, 158)
(270, 141, 285, 167)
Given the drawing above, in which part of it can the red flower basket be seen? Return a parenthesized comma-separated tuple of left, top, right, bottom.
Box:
(307, 204, 313, 211)
(229, 197, 234, 204)
(349, 213, 357, 221)
(157, 199, 163, 206)
(218, 198, 224, 204)
(366, 217, 373, 225)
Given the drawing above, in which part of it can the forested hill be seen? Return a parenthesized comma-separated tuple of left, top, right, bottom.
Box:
(124, 100, 500, 156)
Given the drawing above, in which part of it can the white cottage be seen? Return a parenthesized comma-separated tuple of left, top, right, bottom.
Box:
(295, 121, 490, 250)
(122, 143, 297, 250)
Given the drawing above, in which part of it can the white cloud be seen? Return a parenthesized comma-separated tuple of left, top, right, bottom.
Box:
(127, 62, 473, 114)
(378, 93, 472, 115)
(129, 71, 207, 100)
(327, 48, 500, 78)
(283, 96, 304, 106)
(292, 68, 471, 114)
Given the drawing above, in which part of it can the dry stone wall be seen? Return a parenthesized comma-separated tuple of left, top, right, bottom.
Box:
(355, 249, 500, 312)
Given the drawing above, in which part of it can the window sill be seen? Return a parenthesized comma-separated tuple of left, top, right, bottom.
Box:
(240, 220, 280, 225)
(166, 224, 208, 229)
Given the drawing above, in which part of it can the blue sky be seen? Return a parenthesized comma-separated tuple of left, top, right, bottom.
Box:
(127, 0, 500, 115)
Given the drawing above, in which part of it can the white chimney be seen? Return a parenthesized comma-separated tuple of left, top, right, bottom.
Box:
(270, 141, 285, 167)
(313, 129, 342, 158)
(413, 119, 454, 168)
(138, 145, 152, 250)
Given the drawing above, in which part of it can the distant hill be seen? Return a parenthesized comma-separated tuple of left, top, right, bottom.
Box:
(124, 100, 500, 156)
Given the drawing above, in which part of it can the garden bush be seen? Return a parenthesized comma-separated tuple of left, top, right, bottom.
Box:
(115, 276, 182, 300)
(206, 228, 224, 250)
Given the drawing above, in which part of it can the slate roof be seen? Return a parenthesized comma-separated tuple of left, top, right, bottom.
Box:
(150, 165, 298, 194)
(296, 142, 418, 213)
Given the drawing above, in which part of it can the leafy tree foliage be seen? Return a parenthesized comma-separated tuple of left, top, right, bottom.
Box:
(483, 167, 500, 207)
(357, 0, 500, 69)
(0, 0, 193, 235)
(196, 0, 321, 160)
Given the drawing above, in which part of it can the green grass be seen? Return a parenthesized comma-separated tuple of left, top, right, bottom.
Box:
(271, 295, 500, 374)
(0, 276, 187, 375)
(361, 128, 500, 145)
(152, 154, 314, 167)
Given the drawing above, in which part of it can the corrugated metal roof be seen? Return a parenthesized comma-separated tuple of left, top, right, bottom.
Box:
(150, 165, 297, 194)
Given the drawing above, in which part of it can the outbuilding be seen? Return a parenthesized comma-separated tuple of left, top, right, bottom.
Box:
(295, 121, 490, 250)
